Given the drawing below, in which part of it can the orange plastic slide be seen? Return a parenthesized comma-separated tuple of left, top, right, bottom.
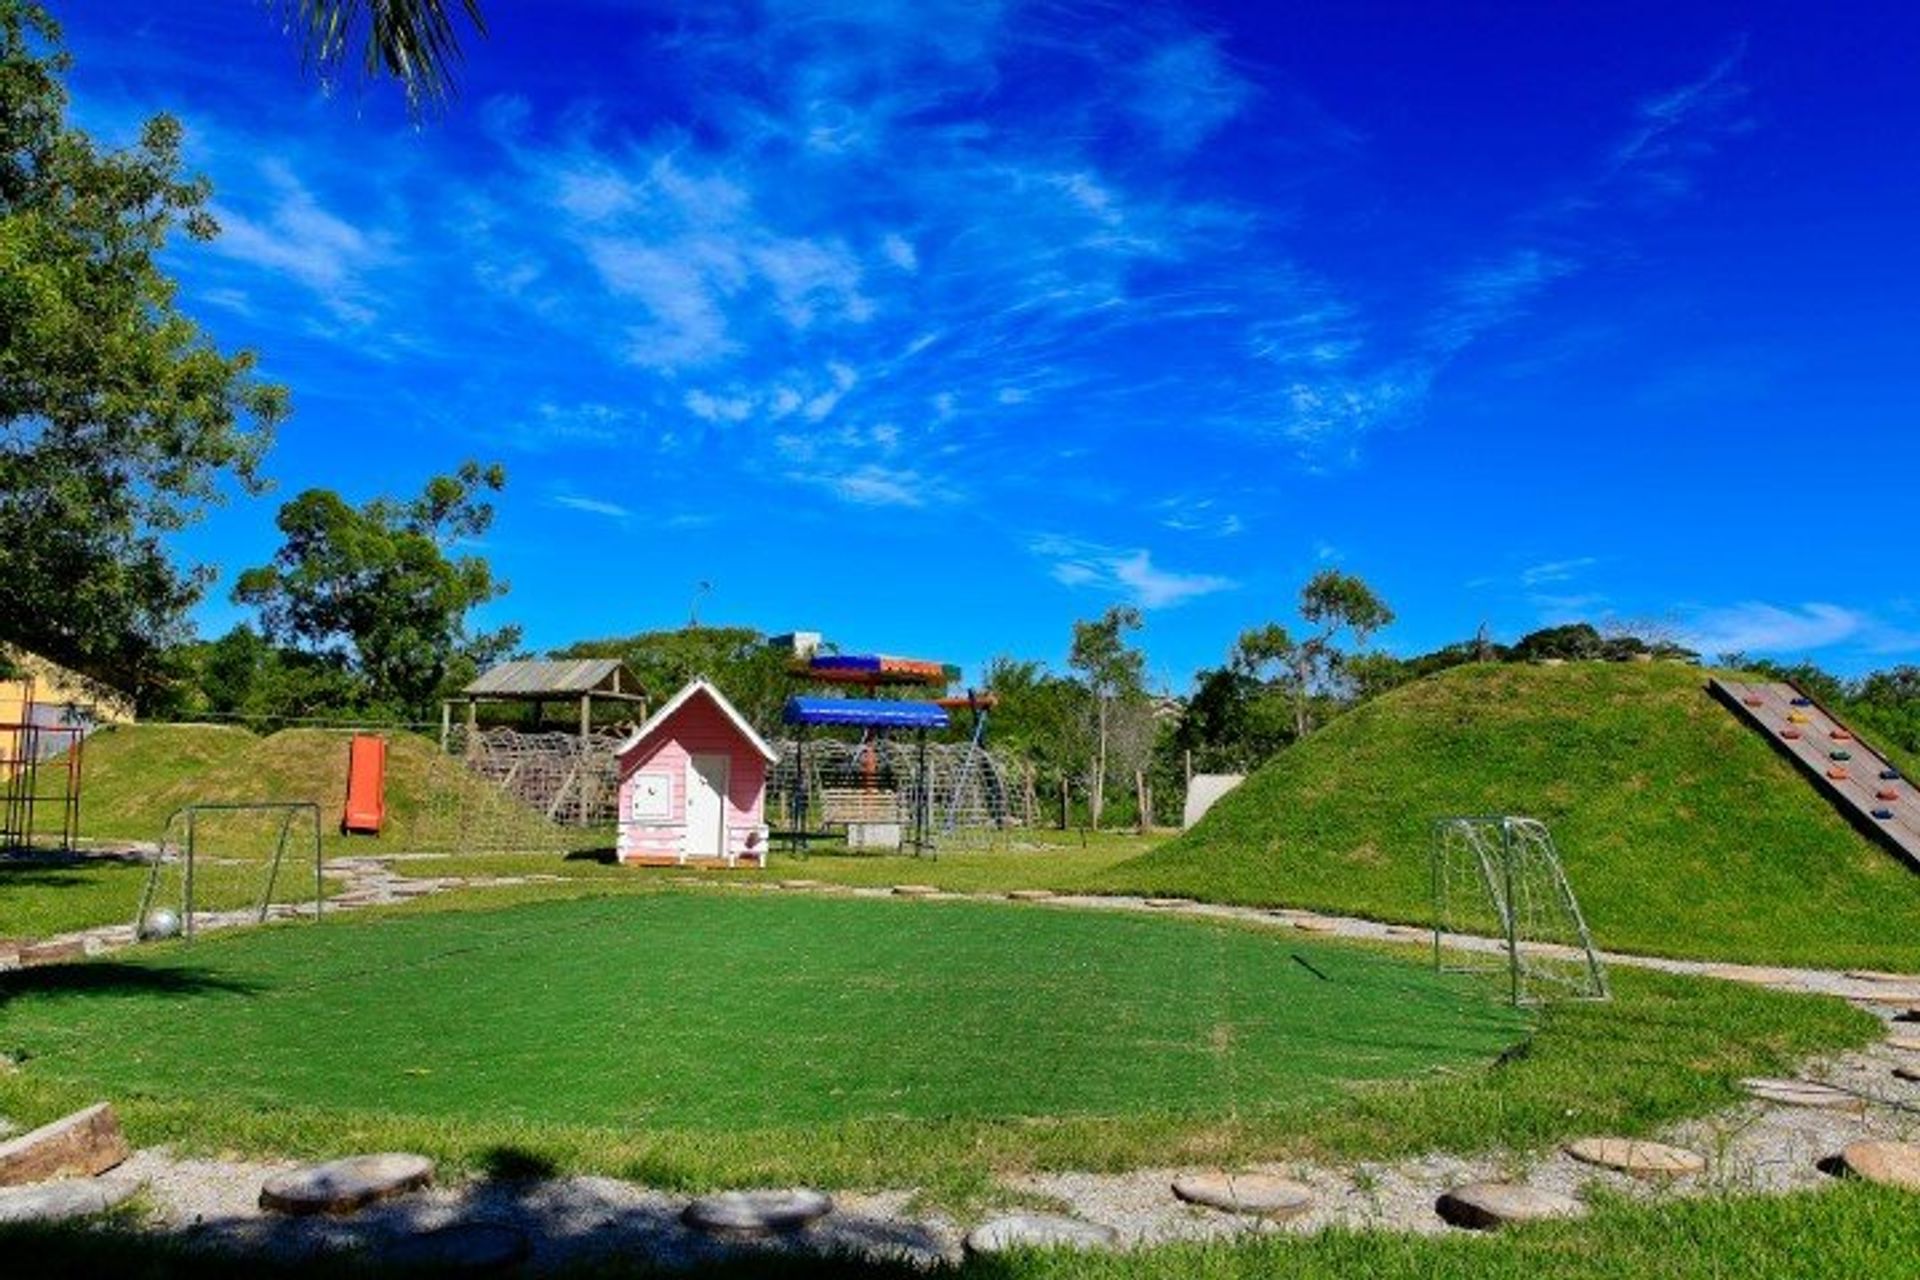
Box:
(342, 734, 387, 834)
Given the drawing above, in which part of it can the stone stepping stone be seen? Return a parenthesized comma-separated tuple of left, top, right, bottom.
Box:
(1834, 1140, 1920, 1191)
(1436, 1182, 1586, 1231)
(1893, 1065, 1920, 1083)
(0, 1102, 131, 1187)
(1291, 918, 1339, 934)
(379, 1221, 531, 1271)
(1143, 898, 1189, 909)
(964, 1212, 1119, 1255)
(1886, 1030, 1920, 1053)
(1740, 1078, 1866, 1112)
(682, 1188, 833, 1235)
(1171, 1172, 1314, 1218)
(1006, 889, 1054, 901)
(0, 1175, 142, 1225)
(1565, 1138, 1706, 1179)
(1892, 1008, 1920, 1023)
(259, 1153, 435, 1216)
(891, 885, 940, 897)
(778, 879, 821, 890)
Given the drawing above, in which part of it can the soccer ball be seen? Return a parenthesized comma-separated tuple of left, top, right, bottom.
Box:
(139, 908, 182, 941)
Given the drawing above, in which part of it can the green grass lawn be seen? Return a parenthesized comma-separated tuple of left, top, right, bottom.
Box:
(0, 856, 154, 940)
(0, 850, 336, 942)
(0, 890, 1872, 1189)
(0, 892, 1526, 1130)
(1102, 662, 1920, 972)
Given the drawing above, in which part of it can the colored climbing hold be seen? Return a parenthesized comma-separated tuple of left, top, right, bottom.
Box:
(1884, 769, 1906, 781)
(1791, 696, 1813, 707)
(1788, 711, 1811, 723)
(1828, 767, 1850, 781)
(1781, 728, 1803, 740)
(1742, 695, 1764, 707)
(1878, 789, 1902, 802)
(1832, 729, 1854, 741)
(1831, 750, 1853, 761)
(1873, 808, 1895, 820)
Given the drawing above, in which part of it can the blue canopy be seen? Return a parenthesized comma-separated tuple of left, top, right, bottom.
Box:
(782, 696, 950, 729)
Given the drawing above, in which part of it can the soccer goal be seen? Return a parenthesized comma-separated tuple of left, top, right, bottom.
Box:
(135, 803, 324, 941)
(1430, 815, 1608, 1005)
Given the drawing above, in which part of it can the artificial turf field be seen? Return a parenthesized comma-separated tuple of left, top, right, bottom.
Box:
(0, 892, 1526, 1130)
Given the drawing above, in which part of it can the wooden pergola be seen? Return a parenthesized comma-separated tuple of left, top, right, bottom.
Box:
(442, 659, 647, 746)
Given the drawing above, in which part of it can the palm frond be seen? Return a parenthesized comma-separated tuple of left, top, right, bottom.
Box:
(280, 0, 487, 111)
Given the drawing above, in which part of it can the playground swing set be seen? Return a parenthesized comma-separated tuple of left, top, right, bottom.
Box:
(776, 650, 1012, 858)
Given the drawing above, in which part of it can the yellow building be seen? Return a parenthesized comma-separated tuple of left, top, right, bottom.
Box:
(1, 645, 134, 774)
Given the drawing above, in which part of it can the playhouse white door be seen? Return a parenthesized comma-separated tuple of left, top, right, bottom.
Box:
(686, 754, 729, 858)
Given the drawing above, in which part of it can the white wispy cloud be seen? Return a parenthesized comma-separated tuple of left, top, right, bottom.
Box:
(1519, 556, 1601, 588)
(1677, 602, 1865, 657)
(1127, 34, 1257, 154)
(1157, 497, 1244, 538)
(551, 494, 632, 520)
(206, 159, 387, 324)
(684, 389, 755, 423)
(1604, 38, 1750, 200)
(1031, 535, 1235, 609)
(786, 463, 944, 509)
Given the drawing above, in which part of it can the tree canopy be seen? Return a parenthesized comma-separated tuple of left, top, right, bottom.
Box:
(233, 462, 517, 718)
(0, 1, 289, 697)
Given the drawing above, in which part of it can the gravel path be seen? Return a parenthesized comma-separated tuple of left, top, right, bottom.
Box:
(11, 856, 1920, 1269)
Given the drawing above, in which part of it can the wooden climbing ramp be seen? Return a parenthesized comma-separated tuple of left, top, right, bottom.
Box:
(1711, 677, 1920, 871)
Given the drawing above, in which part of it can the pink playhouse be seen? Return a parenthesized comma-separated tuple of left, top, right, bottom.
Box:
(613, 678, 776, 867)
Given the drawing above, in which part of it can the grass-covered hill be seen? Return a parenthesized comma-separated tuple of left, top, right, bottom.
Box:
(75, 723, 582, 855)
(1101, 662, 1920, 971)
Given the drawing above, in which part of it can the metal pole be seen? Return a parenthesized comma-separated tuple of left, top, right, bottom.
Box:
(1431, 820, 1443, 972)
(184, 806, 197, 941)
(917, 728, 931, 859)
(312, 804, 323, 923)
(1501, 818, 1519, 1006)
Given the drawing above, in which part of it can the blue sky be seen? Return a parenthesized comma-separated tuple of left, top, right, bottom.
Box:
(56, 1, 1920, 688)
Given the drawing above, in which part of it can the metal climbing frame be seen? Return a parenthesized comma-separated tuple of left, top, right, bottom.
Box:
(136, 803, 324, 940)
(0, 682, 86, 851)
(1430, 815, 1608, 1005)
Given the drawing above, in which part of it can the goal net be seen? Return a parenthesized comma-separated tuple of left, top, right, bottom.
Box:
(1430, 815, 1608, 1004)
(136, 803, 324, 940)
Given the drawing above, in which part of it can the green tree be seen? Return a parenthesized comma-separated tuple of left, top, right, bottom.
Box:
(234, 462, 518, 718)
(1289, 570, 1395, 737)
(280, 1, 487, 110)
(1068, 605, 1146, 829)
(550, 627, 793, 733)
(0, 2, 289, 698)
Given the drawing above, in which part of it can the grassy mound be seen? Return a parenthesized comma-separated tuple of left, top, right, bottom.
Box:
(74, 722, 580, 854)
(1103, 662, 1920, 970)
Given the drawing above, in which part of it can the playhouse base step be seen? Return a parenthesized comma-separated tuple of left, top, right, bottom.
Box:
(619, 856, 765, 870)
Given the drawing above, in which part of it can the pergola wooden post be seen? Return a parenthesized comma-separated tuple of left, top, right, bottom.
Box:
(441, 659, 648, 751)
